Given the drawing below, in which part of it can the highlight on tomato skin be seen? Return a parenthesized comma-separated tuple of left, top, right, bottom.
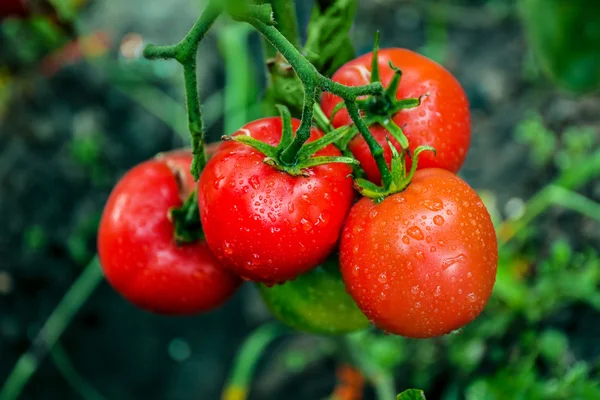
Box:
(340, 168, 498, 339)
(198, 117, 355, 285)
(97, 151, 242, 315)
(321, 48, 471, 184)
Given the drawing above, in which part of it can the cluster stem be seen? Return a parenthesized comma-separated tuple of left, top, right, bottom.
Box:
(145, 0, 383, 173)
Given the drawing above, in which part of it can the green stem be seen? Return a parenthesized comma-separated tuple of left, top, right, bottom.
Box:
(0, 258, 103, 400)
(143, 1, 222, 180)
(50, 343, 108, 400)
(279, 83, 317, 164)
(221, 323, 286, 400)
(266, 0, 300, 49)
(345, 100, 392, 186)
(183, 61, 207, 180)
(313, 103, 334, 133)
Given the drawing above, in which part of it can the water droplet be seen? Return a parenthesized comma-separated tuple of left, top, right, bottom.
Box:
(442, 254, 467, 270)
(416, 251, 425, 260)
(434, 286, 441, 297)
(378, 273, 387, 283)
(268, 213, 277, 222)
(467, 293, 478, 303)
(223, 242, 233, 255)
(421, 199, 444, 211)
(430, 246, 436, 253)
(370, 209, 379, 219)
(415, 301, 422, 309)
(287, 203, 295, 213)
(411, 285, 420, 294)
(352, 265, 360, 276)
(402, 235, 410, 244)
(300, 218, 312, 232)
(213, 175, 225, 190)
(248, 175, 260, 190)
(433, 215, 445, 226)
(407, 226, 424, 240)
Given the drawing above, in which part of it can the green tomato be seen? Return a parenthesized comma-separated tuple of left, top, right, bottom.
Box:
(258, 258, 369, 334)
(521, 0, 600, 93)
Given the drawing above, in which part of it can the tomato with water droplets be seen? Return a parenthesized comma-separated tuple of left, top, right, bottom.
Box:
(98, 150, 241, 315)
(340, 168, 497, 338)
(259, 256, 369, 334)
(321, 48, 471, 184)
(198, 117, 354, 284)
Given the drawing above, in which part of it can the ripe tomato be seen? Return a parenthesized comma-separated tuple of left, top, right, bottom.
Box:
(98, 151, 241, 315)
(321, 48, 471, 183)
(340, 169, 497, 338)
(259, 257, 369, 334)
(198, 117, 354, 284)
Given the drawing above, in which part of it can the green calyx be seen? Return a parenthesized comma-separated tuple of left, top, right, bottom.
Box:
(258, 257, 370, 335)
(222, 105, 358, 176)
(355, 143, 436, 201)
(330, 31, 425, 154)
(168, 191, 204, 245)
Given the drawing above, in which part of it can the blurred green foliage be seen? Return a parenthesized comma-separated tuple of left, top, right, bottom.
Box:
(521, 0, 600, 94)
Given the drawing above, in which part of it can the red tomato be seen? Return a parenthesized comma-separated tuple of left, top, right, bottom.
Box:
(198, 117, 354, 283)
(340, 169, 497, 338)
(98, 151, 241, 315)
(321, 48, 471, 184)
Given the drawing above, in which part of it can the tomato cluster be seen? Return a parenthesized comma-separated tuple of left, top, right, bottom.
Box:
(98, 48, 497, 338)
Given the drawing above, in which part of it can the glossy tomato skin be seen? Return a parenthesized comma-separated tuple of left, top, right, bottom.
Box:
(321, 48, 471, 183)
(340, 169, 497, 338)
(198, 117, 354, 284)
(258, 257, 369, 334)
(98, 151, 241, 315)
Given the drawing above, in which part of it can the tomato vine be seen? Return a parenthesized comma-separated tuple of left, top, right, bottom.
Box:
(143, 0, 384, 180)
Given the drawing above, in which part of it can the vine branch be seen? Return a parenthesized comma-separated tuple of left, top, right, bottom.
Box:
(144, 0, 383, 174)
(143, 1, 222, 180)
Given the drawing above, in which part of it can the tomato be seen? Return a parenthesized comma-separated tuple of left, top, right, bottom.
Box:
(321, 48, 471, 183)
(259, 256, 369, 334)
(340, 168, 497, 338)
(198, 117, 354, 284)
(98, 151, 241, 315)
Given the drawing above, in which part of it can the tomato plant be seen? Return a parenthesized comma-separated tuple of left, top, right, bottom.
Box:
(321, 47, 471, 184)
(98, 151, 241, 315)
(198, 116, 354, 284)
(258, 256, 369, 334)
(340, 168, 497, 338)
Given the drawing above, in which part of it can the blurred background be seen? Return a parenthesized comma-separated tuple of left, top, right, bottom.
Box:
(1, 0, 599, 399)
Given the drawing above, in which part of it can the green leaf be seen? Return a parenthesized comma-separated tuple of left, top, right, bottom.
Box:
(397, 389, 426, 400)
(520, 0, 600, 94)
(304, 0, 357, 77)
